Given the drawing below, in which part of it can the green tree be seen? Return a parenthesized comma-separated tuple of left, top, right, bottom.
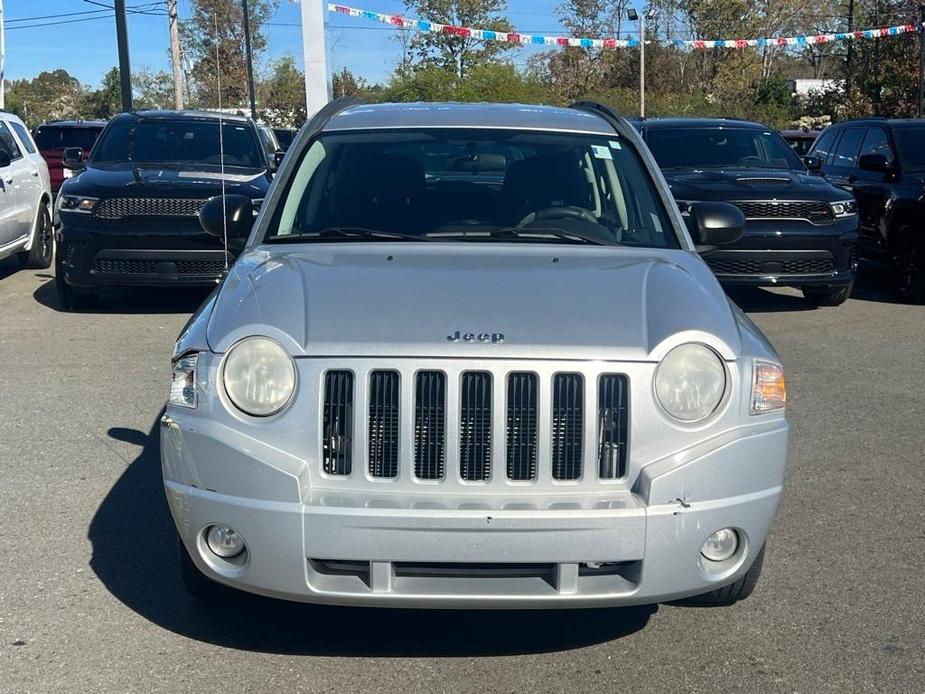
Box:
(182, 0, 279, 108)
(79, 68, 122, 120)
(6, 70, 83, 127)
(403, 0, 515, 78)
(257, 56, 307, 128)
(133, 68, 176, 110)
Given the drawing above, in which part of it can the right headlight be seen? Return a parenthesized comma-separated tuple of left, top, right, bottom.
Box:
(654, 343, 727, 422)
(222, 336, 296, 417)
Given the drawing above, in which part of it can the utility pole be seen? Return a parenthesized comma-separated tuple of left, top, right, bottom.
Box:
(845, 0, 855, 96)
(918, 5, 925, 118)
(242, 0, 257, 120)
(114, 0, 133, 111)
(167, 0, 184, 110)
(640, 12, 646, 118)
(0, 0, 6, 110)
(300, 0, 332, 119)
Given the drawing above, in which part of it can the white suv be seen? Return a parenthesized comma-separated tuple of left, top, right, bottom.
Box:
(0, 111, 53, 269)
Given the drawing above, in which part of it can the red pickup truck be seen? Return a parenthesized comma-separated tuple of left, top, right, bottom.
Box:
(33, 120, 106, 194)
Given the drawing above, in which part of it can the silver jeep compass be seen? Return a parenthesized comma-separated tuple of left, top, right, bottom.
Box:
(162, 100, 789, 608)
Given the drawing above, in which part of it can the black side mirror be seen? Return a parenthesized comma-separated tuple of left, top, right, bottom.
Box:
(858, 152, 891, 173)
(199, 194, 255, 240)
(803, 155, 822, 171)
(270, 150, 286, 171)
(0, 150, 11, 169)
(63, 147, 84, 170)
(685, 201, 745, 252)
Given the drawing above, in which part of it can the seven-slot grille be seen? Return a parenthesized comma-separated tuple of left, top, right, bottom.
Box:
(732, 200, 834, 224)
(93, 197, 207, 220)
(323, 370, 629, 483)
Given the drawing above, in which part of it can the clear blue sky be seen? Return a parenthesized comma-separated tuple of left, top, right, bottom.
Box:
(4, 0, 582, 88)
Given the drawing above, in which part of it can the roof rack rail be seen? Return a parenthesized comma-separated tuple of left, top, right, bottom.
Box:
(568, 100, 621, 123)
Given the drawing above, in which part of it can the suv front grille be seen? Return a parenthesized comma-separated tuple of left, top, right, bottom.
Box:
(322, 371, 354, 475)
(93, 197, 206, 220)
(91, 258, 226, 275)
(732, 200, 834, 224)
(413, 371, 446, 480)
(459, 372, 491, 481)
(707, 256, 835, 275)
(322, 369, 629, 483)
(551, 374, 584, 481)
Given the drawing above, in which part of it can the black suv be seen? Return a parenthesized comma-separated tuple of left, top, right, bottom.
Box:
(808, 118, 925, 303)
(55, 110, 273, 309)
(637, 118, 860, 306)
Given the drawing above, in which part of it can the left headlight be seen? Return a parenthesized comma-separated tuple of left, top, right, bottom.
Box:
(222, 336, 296, 417)
(831, 200, 858, 217)
(169, 353, 198, 409)
(56, 194, 99, 214)
(654, 343, 727, 422)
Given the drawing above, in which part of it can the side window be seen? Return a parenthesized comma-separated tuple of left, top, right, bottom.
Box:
(832, 127, 864, 169)
(0, 121, 24, 161)
(859, 128, 894, 165)
(811, 129, 838, 165)
(10, 122, 37, 154)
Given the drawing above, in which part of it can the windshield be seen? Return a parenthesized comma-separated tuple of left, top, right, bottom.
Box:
(33, 126, 101, 151)
(92, 119, 263, 168)
(264, 128, 679, 248)
(894, 127, 925, 172)
(647, 127, 803, 170)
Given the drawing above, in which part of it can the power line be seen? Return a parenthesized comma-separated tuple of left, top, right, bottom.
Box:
(6, 2, 166, 30)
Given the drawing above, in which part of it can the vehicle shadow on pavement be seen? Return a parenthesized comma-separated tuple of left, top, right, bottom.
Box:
(88, 418, 655, 656)
(32, 273, 214, 315)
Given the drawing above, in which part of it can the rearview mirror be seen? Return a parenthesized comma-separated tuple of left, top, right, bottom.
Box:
(62, 147, 84, 170)
(199, 194, 254, 240)
(0, 150, 11, 169)
(802, 155, 822, 171)
(686, 201, 745, 251)
(858, 152, 891, 173)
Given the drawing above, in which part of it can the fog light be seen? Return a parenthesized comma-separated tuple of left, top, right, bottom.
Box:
(206, 525, 245, 558)
(700, 528, 738, 562)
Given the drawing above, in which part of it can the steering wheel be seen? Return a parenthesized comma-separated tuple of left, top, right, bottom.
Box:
(516, 206, 600, 229)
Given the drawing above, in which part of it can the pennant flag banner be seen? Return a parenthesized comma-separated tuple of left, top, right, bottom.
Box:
(327, 3, 921, 50)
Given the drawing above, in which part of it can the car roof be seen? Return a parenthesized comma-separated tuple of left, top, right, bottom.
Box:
(637, 117, 768, 130)
(828, 117, 925, 128)
(112, 109, 253, 124)
(36, 120, 107, 128)
(324, 102, 618, 135)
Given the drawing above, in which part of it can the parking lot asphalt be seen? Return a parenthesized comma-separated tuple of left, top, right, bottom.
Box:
(0, 255, 923, 694)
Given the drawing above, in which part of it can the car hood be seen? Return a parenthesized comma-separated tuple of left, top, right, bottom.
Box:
(662, 167, 843, 201)
(62, 162, 270, 198)
(206, 244, 743, 361)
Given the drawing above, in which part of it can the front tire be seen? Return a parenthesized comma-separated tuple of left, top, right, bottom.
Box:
(177, 533, 230, 600)
(802, 281, 853, 307)
(55, 253, 97, 310)
(893, 226, 925, 304)
(679, 544, 766, 606)
(18, 203, 54, 269)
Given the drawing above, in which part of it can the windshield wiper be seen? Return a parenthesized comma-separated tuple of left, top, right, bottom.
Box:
(269, 227, 432, 243)
(426, 226, 618, 246)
